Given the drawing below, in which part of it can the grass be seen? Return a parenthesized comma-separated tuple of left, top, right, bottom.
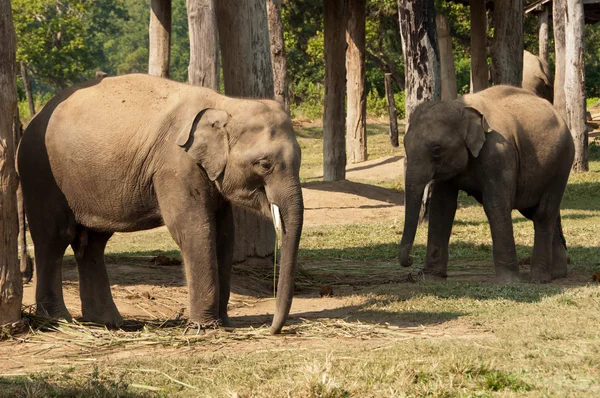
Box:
(3, 122, 600, 396)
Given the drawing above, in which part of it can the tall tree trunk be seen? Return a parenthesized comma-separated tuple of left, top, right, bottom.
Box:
(187, 0, 219, 90)
(490, 0, 523, 86)
(216, 0, 276, 266)
(397, 0, 441, 123)
(565, 0, 587, 171)
(436, 15, 457, 100)
(346, 0, 367, 164)
(19, 61, 35, 118)
(0, 0, 22, 326)
(267, 0, 289, 112)
(323, 0, 347, 181)
(553, 0, 567, 120)
(12, 110, 32, 283)
(148, 0, 171, 78)
(469, 0, 487, 93)
(385, 73, 399, 147)
(539, 5, 549, 64)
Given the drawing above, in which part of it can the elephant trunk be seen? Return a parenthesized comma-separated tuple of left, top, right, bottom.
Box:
(269, 184, 304, 334)
(399, 168, 430, 267)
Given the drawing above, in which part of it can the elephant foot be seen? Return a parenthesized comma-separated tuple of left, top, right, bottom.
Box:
(422, 268, 448, 282)
(398, 246, 413, 268)
(219, 312, 230, 327)
(183, 319, 222, 335)
(551, 266, 568, 280)
(82, 305, 123, 329)
(495, 267, 521, 284)
(529, 267, 551, 284)
(36, 301, 72, 322)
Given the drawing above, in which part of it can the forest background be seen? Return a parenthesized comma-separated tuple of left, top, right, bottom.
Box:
(11, 0, 600, 122)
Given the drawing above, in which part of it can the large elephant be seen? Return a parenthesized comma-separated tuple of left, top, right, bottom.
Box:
(398, 85, 574, 283)
(17, 74, 303, 334)
(522, 50, 553, 103)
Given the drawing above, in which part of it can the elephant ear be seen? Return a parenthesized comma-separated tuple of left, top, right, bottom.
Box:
(176, 108, 230, 181)
(462, 106, 493, 158)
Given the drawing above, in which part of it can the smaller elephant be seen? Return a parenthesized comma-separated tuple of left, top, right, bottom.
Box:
(522, 50, 553, 103)
(398, 85, 574, 283)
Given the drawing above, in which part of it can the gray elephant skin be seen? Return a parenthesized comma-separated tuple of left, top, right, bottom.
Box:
(398, 85, 574, 283)
(522, 50, 553, 103)
(17, 74, 304, 334)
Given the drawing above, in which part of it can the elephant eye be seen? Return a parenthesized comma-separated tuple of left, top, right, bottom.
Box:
(253, 159, 273, 174)
(431, 145, 442, 160)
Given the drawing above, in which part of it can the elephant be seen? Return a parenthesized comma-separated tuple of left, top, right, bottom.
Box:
(17, 74, 304, 334)
(522, 50, 553, 103)
(398, 85, 574, 283)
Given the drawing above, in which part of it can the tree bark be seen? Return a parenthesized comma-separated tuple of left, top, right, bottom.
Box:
(187, 0, 219, 90)
(436, 15, 457, 100)
(565, 0, 587, 171)
(267, 0, 289, 112)
(148, 0, 171, 78)
(385, 73, 399, 147)
(490, 0, 523, 86)
(397, 0, 441, 124)
(215, 0, 276, 266)
(20, 61, 35, 118)
(323, 0, 347, 181)
(539, 4, 549, 64)
(470, 0, 487, 93)
(346, 0, 367, 164)
(12, 110, 32, 283)
(553, 0, 567, 120)
(0, 0, 22, 326)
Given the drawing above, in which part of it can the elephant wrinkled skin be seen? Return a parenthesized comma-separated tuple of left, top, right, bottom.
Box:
(17, 74, 304, 334)
(398, 85, 574, 284)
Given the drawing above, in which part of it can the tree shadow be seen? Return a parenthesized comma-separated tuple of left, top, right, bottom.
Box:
(302, 179, 403, 205)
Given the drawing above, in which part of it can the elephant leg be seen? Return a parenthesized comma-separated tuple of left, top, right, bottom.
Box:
(483, 197, 520, 283)
(424, 181, 458, 279)
(154, 171, 220, 326)
(550, 215, 568, 280)
(72, 228, 122, 328)
(216, 203, 234, 326)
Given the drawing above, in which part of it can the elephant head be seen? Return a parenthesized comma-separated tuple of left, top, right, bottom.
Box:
(398, 100, 493, 267)
(175, 97, 303, 334)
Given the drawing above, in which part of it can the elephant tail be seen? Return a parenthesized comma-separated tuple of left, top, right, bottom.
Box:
(557, 215, 567, 250)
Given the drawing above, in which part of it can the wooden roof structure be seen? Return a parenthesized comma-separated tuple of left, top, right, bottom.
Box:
(525, 0, 600, 24)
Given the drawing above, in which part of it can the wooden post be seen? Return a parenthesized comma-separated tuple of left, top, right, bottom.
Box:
(553, 0, 567, 120)
(565, 0, 587, 171)
(19, 61, 35, 118)
(469, 0, 487, 93)
(148, 0, 171, 78)
(187, 0, 219, 90)
(323, 0, 346, 181)
(436, 15, 457, 100)
(346, 0, 367, 164)
(398, 0, 441, 123)
(216, 0, 276, 266)
(0, 0, 22, 326)
(490, 0, 523, 86)
(539, 4, 549, 64)
(267, 0, 289, 112)
(385, 73, 399, 147)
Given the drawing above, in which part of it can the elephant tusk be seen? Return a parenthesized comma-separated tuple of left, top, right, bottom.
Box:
(271, 204, 282, 232)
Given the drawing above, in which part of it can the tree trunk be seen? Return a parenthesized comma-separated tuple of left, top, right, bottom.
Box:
(553, 0, 567, 120)
(385, 73, 399, 147)
(216, 0, 276, 266)
(148, 0, 171, 78)
(20, 61, 35, 118)
(436, 15, 457, 100)
(346, 0, 367, 164)
(397, 0, 441, 123)
(565, 0, 587, 171)
(0, 0, 22, 326)
(539, 5, 549, 64)
(323, 0, 347, 181)
(12, 110, 32, 283)
(490, 0, 523, 86)
(267, 0, 289, 112)
(187, 0, 219, 90)
(469, 0, 487, 93)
